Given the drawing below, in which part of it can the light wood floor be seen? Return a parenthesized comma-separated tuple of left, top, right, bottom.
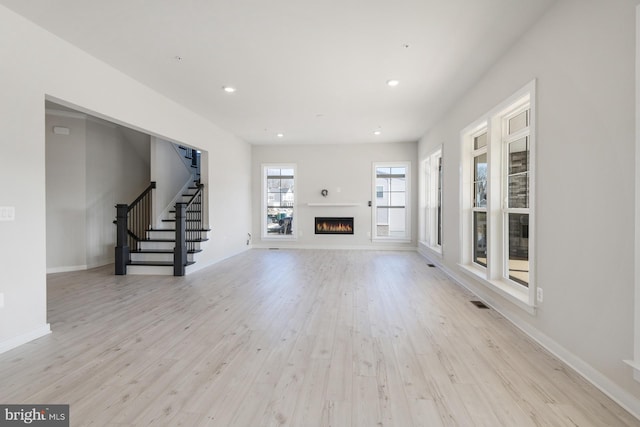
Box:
(1, 249, 639, 426)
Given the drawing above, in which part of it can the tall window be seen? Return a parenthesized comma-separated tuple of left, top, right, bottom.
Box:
(460, 81, 535, 309)
(472, 131, 488, 267)
(504, 106, 531, 286)
(422, 148, 443, 252)
(373, 162, 410, 240)
(263, 165, 295, 238)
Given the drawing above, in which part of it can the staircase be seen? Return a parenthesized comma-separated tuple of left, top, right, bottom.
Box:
(115, 143, 209, 276)
(176, 145, 201, 183)
(126, 183, 210, 275)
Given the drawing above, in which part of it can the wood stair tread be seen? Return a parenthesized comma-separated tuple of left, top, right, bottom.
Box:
(131, 249, 202, 254)
(127, 261, 196, 267)
(140, 238, 209, 242)
(147, 228, 211, 232)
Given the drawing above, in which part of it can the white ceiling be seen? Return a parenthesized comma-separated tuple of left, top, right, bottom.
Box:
(1, 0, 556, 145)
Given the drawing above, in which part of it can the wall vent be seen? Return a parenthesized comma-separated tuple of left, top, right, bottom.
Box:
(470, 300, 489, 309)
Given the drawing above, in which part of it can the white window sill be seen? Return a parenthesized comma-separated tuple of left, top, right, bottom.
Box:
(458, 263, 536, 315)
(307, 202, 361, 207)
(262, 236, 297, 241)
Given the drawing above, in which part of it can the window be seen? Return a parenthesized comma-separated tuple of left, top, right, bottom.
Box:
(504, 106, 531, 286)
(460, 81, 536, 310)
(373, 162, 410, 240)
(472, 131, 488, 267)
(422, 148, 443, 252)
(262, 164, 295, 238)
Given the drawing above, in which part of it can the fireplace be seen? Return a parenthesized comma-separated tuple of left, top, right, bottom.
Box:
(315, 217, 354, 235)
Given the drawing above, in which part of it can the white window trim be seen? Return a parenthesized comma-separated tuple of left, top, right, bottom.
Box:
(459, 80, 536, 311)
(372, 161, 411, 242)
(261, 163, 297, 240)
(419, 159, 428, 245)
(421, 147, 443, 254)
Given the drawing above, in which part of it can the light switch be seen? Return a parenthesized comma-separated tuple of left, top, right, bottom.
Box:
(0, 206, 15, 221)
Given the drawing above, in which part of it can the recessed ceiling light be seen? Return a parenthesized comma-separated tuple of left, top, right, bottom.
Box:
(374, 130, 382, 136)
(387, 79, 400, 87)
(222, 86, 236, 93)
(277, 133, 284, 138)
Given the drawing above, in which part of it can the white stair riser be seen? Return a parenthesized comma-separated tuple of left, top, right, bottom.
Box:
(163, 212, 202, 219)
(130, 253, 196, 263)
(138, 241, 174, 250)
(138, 241, 205, 251)
(163, 209, 202, 219)
(147, 230, 208, 240)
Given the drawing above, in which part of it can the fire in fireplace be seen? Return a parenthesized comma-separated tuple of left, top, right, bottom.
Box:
(315, 217, 354, 234)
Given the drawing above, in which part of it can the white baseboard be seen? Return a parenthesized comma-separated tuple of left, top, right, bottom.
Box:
(251, 244, 418, 251)
(47, 259, 114, 274)
(0, 324, 51, 355)
(47, 265, 87, 274)
(87, 259, 113, 270)
(417, 252, 640, 421)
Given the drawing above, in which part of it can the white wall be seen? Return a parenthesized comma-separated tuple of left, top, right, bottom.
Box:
(45, 112, 151, 272)
(85, 118, 150, 268)
(0, 4, 252, 352)
(252, 142, 417, 249)
(418, 0, 640, 415)
(151, 137, 194, 226)
(45, 114, 87, 271)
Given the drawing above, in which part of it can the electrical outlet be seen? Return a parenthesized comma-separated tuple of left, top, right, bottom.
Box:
(0, 293, 4, 308)
(536, 287, 543, 303)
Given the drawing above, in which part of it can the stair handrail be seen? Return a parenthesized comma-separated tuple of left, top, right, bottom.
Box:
(126, 181, 156, 243)
(185, 183, 204, 208)
(174, 183, 204, 276)
(128, 182, 156, 212)
(115, 181, 156, 275)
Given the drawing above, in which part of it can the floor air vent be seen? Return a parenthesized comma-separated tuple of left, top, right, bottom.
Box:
(470, 300, 489, 309)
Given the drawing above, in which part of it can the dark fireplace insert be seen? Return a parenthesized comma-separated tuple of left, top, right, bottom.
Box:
(315, 217, 354, 235)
